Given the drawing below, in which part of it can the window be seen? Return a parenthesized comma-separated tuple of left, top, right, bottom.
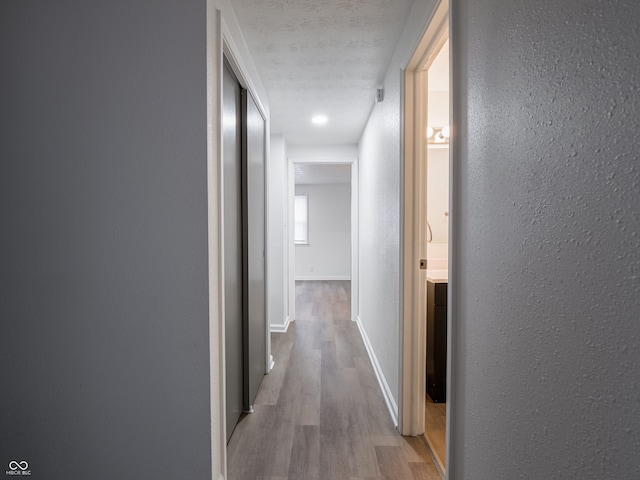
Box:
(294, 194, 309, 245)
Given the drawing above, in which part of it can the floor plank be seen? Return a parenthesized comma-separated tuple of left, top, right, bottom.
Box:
(409, 461, 442, 480)
(375, 446, 414, 479)
(227, 281, 440, 480)
(287, 425, 320, 479)
(424, 394, 446, 473)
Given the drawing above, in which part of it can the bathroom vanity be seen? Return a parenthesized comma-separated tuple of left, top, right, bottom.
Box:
(427, 279, 448, 403)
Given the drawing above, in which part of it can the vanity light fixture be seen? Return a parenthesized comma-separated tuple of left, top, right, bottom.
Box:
(427, 125, 450, 144)
(311, 115, 328, 126)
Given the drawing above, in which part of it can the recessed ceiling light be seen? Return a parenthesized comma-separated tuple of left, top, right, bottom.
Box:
(311, 115, 328, 126)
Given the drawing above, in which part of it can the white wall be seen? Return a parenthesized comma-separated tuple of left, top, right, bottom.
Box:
(427, 85, 450, 252)
(427, 91, 449, 128)
(427, 147, 449, 245)
(288, 144, 359, 160)
(357, 0, 441, 419)
(295, 184, 351, 280)
(450, 1, 640, 478)
(268, 135, 288, 330)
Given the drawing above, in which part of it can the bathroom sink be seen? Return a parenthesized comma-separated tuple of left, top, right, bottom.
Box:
(426, 269, 448, 283)
(426, 257, 448, 282)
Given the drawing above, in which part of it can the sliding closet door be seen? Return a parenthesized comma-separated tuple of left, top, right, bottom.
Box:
(222, 61, 243, 442)
(242, 91, 266, 411)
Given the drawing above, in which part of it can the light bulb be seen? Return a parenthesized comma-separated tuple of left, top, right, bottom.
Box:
(441, 125, 450, 138)
(311, 115, 328, 125)
(426, 126, 434, 138)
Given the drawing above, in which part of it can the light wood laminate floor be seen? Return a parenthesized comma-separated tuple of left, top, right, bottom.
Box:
(424, 395, 446, 474)
(227, 280, 440, 480)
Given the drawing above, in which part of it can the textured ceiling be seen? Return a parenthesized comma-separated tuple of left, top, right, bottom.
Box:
(231, 0, 415, 145)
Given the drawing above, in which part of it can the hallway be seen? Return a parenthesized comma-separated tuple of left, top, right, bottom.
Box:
(227, 281, 440, 479)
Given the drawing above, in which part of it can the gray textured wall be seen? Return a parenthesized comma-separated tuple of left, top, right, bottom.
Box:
(0, 1, 211, 478)
(450, 1, 640, 478)
(358, 0, 440, 418)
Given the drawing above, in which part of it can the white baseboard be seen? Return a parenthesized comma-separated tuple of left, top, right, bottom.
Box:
(270, 315, 291, 333)
(295, 276, 351, 281)
(356, 316, 399, 427)
(269, 354, 275, 372)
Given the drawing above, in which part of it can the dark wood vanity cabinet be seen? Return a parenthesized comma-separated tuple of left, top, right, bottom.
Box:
(427, 281, 447, 403)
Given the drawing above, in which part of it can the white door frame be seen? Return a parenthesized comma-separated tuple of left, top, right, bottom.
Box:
(205, 7, 226, 478)
(287, 157, 359, 325)
(399, 0, 449, 440)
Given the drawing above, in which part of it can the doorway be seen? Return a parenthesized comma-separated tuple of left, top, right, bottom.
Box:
(423, 38, 450, 474)
(400, 0, 450, 477)
(287, 158, 359, 326)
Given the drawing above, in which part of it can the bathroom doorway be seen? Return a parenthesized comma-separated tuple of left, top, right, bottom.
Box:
(423, 38, 450, 474)
(400, 0, 450, 477)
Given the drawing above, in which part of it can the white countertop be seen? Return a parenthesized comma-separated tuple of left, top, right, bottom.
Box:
(426, 269, 448, 283)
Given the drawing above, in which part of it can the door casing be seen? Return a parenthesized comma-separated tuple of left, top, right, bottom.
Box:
(399, 0, 449, 446)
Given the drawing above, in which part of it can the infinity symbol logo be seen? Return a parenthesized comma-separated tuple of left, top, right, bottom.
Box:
(8, 461, 28, 471)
